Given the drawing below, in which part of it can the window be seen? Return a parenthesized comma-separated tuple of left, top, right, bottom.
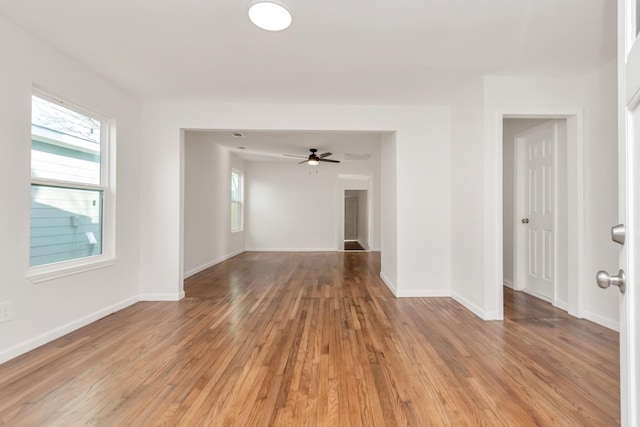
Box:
(30, 93, 110, 273)
(231, 169, 243, 232)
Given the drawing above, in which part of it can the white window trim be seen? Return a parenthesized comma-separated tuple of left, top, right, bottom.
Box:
(28, 88, 116, 283)
(231, 169, 243, 233)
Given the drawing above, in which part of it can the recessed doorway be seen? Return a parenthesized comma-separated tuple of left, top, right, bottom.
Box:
(344, 189, 368, 251)
(503, 117, 570, 311)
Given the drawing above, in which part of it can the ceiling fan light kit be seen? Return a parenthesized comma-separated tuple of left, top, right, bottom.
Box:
(247, 0, 292, 31)
(285, 148, 341, 166)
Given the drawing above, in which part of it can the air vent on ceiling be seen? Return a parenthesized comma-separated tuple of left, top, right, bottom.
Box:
(232, 132, 244, 137)
(344, 153, 371, 161)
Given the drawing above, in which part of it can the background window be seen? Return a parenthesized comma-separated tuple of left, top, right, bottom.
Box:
(231, 170, 243, 232)
(30, 94, 106, 267)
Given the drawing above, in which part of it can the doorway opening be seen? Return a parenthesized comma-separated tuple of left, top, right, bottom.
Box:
(502, 117, 572, 313)
(344, 189, 369, 251)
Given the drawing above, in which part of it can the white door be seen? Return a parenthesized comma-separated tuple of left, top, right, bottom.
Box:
(344, 197, 358, 240)
(616, 0, 640, 424)
(516, 122, 555, 301)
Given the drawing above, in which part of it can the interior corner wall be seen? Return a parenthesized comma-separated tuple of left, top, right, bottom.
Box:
(184, 132, 246, 277)
(139, 102, 452, 300)
(0, 17, 142, 364)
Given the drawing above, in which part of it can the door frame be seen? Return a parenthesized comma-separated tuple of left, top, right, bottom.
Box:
(336, 174, 372, 251)
(514, 120, 562, 305)
(496, 110, 584, 319)
(344, 194, 359, 241)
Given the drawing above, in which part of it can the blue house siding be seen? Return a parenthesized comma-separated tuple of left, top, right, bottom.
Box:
(30, 136, 102, 267)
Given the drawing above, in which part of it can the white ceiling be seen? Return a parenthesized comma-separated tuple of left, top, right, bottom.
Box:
(1, 0, 616, 160)
(0, 0, 616, 105)
(187, 129, 383, 162)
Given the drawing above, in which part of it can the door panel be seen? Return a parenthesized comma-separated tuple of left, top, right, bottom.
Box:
(618, 0, 640, 424)
(518, 122, 555, 301)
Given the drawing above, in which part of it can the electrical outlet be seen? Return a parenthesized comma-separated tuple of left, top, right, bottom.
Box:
(0, 301, 13, 323)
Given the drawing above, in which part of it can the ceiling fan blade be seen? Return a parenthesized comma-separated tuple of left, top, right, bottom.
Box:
(298, 159, 309, 164)
(319, 158, 340, 163)
(283, 154, 308, 159)
(318, 152, 333, 158)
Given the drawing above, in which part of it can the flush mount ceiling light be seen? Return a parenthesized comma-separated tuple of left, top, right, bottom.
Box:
(247, 0, 292, 31)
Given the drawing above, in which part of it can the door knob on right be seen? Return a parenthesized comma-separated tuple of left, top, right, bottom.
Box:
(596, 269, 626, 294)
(521, 218, 529, 224)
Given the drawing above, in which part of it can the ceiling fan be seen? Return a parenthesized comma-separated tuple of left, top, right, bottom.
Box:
(284, 148, 340, 165)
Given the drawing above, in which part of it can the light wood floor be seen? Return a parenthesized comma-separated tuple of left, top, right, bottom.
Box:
(0, 252, 620, 426)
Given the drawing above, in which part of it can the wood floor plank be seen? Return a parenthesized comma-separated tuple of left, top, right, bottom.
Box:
(0, 252, 620, 426)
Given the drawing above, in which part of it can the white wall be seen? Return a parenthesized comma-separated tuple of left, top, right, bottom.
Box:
(581, 61, 620, 330)
(245, 162, 339, 251)
(0, 17, 142, 363)
(502, 118, 549, 287)
(184, 132, 246, 277)
(449, 77, 487, 316)
(243, 143, 380, 252)
(448, 67, 619, 329)
(139, 103, 452, 299)
(380, 133, 398, 289)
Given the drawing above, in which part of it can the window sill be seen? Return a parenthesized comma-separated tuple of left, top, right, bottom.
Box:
(28, 256, 117, 284)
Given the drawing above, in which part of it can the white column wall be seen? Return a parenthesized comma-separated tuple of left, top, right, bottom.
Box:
(380, 133, 398, 289)
(449, 77, 487, 316)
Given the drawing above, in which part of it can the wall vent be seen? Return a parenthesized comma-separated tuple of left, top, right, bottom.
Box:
(232, 132, 244, 137)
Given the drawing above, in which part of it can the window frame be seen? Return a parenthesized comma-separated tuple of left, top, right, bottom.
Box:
(231, 169, 244, 233)
(28, 89, 116, 283)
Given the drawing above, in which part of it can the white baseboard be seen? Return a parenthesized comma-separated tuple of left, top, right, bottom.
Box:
(139, 292, 184, 301)
(583, 310, 619, 332)
(521, 288, 552, 303)
(379, 272, 397, 295)
(553, 299, 569, 311)
(0, 295, 139, 365)
(184, 249, 245, 279)
(503, 279, 514, 289)
(245, 248, 335, 252)
(378, 273, 451, 298)
(395, 289, 451, 297)
(452, 292, 500, 320)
